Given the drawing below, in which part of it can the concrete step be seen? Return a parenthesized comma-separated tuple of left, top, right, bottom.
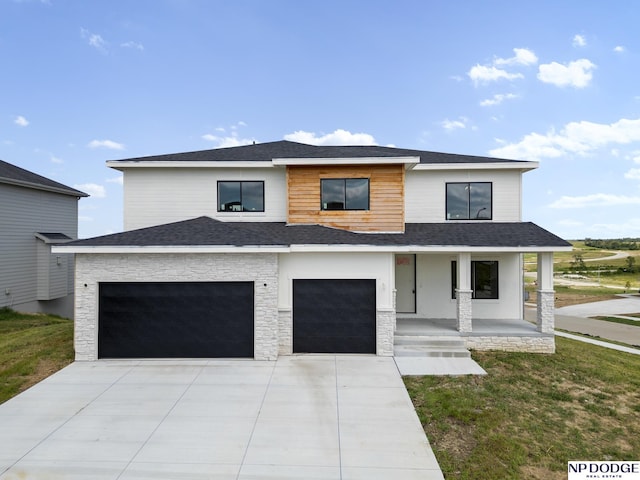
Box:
(393, 336, 471, 358)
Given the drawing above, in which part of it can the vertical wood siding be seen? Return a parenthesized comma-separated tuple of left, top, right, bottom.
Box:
(286, 165, 405, 232)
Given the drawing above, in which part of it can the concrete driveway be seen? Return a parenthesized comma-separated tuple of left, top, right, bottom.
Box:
(0, 356, 444, 480)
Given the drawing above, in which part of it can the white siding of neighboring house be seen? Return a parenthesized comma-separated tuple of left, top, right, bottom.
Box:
(409, 253, 523, 320)
(0, 183, 78, 317)
(405, 169, 523, 223)
(122, 167, 287, 230)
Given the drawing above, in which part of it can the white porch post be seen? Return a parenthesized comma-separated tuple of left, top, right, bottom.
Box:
(537, 252, 555, 334)
(456, 252, 473, 333)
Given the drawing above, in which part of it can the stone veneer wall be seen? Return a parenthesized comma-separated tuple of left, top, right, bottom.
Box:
(74, 253, 279, 361)
(277, 308, 395, 356)
(463, 335, 555, 353)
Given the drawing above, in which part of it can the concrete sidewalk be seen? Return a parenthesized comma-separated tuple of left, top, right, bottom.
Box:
(0, 357, 444, 480)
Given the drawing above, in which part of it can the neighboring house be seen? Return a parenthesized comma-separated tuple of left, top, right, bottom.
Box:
(55, 141, 571, 361)
(0, 160, 88, 319)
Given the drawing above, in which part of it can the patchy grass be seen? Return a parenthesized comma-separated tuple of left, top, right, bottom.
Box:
(0, 308, 74, 404)
(526, 287, 622, 308)
(405, 337, 640, 480)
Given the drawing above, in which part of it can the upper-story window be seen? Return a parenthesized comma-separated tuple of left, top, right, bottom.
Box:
(217, 181, 264, 212)
(321, 178, 369, 211)
(446, 182, 492, 220)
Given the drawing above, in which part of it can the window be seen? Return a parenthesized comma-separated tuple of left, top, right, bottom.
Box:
(217, 181, 264, 212)
(451, 260, 499, 299)
(321, 178, 369, 210)
(446, 182, 492, 220)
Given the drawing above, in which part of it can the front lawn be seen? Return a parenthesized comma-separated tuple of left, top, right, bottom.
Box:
(0, 308, 74, 404)
(405, 337, 640, 479)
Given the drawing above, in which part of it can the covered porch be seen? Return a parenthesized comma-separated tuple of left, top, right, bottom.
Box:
(394, 251, 559, 353)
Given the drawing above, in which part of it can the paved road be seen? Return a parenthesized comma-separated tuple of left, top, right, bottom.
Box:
(525, 295, 640, 347)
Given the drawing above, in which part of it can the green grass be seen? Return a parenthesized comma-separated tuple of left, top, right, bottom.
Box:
(405, 337, 640, 480)
(591, 316, 640, 327)
(0, 308, 74, 404)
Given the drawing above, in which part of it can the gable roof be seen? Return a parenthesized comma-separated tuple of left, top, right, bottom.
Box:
(0, 159, 88, 197)
(59, 216, 571, 252)
(106, 140, 528, 166)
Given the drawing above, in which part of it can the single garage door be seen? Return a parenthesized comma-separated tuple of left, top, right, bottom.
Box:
(98, 282, 254, 358)
(293, 279, 376, 354)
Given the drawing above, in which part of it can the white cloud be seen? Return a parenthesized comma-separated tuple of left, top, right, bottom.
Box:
(494, 48, 538, 66)
(537, 59, 596, 88)
(106, 175, 123, 185)
(73, 183, 106, 198)
(201, 135, 254, 148)
(14, 115, 29, 127)
(614, 45, 625, 53)
(50, 155, 63, 164)
(480, 93, 518, 107)
(573, 34, 587, 47)
(468, 65, 524, 85)
(624, 168, 640, 180)
(88, 139, 125, 150)
(283, 129, 376, 146)
(81, 28, 108, 54)
(120, 41, 144, 51)
(557, 219, 584, 227)
(490, 117, 640, 160)
(548, 193, 640, 209)
(441, 118, 467, 131)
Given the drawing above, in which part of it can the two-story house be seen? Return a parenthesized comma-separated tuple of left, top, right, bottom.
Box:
(1, 160, 88, 319)
(55, 141, 571, 361)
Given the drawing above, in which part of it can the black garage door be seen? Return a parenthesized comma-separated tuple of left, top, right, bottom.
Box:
(98, 282, 254, 358)
(293, 279, 376, 354)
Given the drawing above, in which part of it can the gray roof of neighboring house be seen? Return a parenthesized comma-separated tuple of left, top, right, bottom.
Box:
(64, 216, 571, 249)
(0, 159, 89, 197)
(107, 140, 526, 165)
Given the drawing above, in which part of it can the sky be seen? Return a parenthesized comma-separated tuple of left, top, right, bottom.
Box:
(2, 0, 640, 240)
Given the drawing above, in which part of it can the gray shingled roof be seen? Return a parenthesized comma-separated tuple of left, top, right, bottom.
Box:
(108, 140, 526, 165)
(0, 159, 88, 197)
(65, 216, 571, 249)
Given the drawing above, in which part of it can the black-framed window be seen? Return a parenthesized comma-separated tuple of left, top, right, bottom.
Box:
(446, 182, 492, 220)
(451, 260, 499, 299)
(217, 181, 264, 212)
(321, 178, 369, 211)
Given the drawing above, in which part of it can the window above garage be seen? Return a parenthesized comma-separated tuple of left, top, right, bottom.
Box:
(218, 181, 264, 212)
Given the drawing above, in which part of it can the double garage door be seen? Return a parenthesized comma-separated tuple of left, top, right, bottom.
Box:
(98, 279, 376, 359)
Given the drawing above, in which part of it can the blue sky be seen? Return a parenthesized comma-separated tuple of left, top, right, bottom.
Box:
(2, 0, 640, 240)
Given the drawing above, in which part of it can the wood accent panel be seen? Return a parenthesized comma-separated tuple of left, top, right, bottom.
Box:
(287, 165, 405, 232)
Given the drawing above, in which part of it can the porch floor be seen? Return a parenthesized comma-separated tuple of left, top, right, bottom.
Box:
(396, 317, 548, 337)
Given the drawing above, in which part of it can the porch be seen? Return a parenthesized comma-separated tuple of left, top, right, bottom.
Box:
(395, 317, 555, 354)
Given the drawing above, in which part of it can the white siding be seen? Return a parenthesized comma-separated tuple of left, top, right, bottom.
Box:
(411, 253, 522, 319)
(123, 167, 287, 230)
(405, 169, 522, 223)
(0, 183, 79, 315)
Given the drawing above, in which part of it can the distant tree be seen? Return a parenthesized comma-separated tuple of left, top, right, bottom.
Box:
(625, 256, 636, 273)
(571, 254, 586, 272)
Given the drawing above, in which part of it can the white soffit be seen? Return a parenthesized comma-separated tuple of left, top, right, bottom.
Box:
(413, 161, 539, 172)
(272, 156, 421, 169)
(106, 161, 275, 170)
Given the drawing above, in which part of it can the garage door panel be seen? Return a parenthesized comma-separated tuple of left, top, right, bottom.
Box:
(99, 282, 253, 359)
(293, 279, 376, 354)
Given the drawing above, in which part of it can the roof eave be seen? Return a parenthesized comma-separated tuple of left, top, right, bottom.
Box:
(0, 177, 88, 197)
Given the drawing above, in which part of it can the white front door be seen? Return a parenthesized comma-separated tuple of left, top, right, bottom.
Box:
(395, 254, 416, 313)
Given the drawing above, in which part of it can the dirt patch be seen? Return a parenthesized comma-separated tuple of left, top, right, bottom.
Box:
(528, 291, 620, 308)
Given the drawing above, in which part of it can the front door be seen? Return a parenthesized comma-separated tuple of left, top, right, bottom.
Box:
(395, 254, 416, 313)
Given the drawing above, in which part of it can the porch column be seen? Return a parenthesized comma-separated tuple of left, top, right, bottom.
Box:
(536, 252, 555, 334)
(456, 252, 473, 333)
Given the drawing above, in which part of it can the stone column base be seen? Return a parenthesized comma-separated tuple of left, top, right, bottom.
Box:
(456, 289, 473, 333)
(537, 289, 555, 334)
